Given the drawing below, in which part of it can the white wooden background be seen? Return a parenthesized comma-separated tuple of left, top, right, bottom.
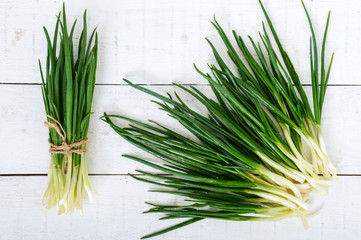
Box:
(1, 0, 361, 239)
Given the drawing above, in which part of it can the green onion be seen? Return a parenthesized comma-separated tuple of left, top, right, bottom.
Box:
(102, 0, 335, 237)
(39, 3, 98, 215)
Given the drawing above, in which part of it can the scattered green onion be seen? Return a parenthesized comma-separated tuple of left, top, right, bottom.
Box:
(39, 4, 98, 215)
(102, 0, 335, 238)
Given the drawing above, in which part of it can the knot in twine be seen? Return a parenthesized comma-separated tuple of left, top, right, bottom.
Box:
(44, 115, 88, 174)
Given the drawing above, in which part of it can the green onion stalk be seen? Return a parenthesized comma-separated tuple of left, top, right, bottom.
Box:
(39, 4, 98, 215)
(102, 0, 335, 238)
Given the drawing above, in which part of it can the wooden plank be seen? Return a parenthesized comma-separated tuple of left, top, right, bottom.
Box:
(0, 84, 358, 174)
(0, 175, 359, 240)
(0, 0, 357, 85)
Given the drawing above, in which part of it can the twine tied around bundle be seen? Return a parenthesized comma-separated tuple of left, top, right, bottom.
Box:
(44, 115, 88, 174)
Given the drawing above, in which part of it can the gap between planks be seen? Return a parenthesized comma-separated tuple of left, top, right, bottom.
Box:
(2, 82, 361, 87)
(0, 173, 359, 177)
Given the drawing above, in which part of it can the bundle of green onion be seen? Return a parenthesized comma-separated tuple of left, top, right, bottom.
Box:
(102, 0, 335, 238)
(39, 4, 98, 215)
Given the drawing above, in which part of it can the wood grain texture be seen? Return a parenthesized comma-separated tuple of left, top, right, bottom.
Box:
(0, 176, 360, 240)
(0, 0, 359, 85)
(0, 84, 359, 174)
